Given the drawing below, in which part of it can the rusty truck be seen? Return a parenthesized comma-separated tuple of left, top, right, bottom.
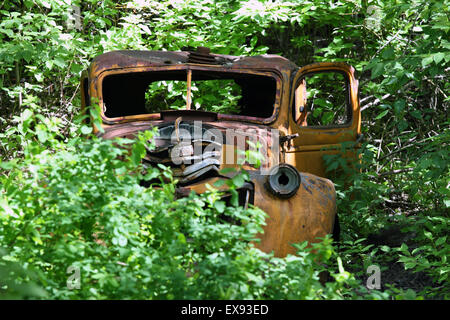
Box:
(81, 47, 361, 257)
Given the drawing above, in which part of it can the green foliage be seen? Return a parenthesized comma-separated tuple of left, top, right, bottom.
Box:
(0, 248, 48, 299)
(144, 79, 242, 114)
(324, 135, 449, 298)
(303, 72, 349, 126)
(0, 0, 448, 299)
(0, 118, 384, 299)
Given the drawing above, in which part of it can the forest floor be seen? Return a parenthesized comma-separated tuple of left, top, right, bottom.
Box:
(353, 225, 444, 299)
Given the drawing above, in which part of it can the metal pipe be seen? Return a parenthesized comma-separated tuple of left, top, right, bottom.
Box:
(244, 190, 250, 210)
(186, 69, 192, 110)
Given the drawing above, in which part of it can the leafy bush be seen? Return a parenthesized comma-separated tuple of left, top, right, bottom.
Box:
(323, 136, 449, 298)
(1, 0, 448, 299)
(0, 112, 389, 300)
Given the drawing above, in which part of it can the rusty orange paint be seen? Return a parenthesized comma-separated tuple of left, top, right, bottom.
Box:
(253, 173, 336, 257)
(81, 49, 361, 257)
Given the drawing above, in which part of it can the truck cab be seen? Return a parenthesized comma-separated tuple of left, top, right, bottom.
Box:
(81, 47, 361, 256)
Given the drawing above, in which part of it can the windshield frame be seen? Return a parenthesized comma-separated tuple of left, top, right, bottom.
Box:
(95, 65, 283, 125)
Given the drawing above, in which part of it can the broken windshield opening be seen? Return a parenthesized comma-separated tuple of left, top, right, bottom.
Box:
(102, 69, 277, 120)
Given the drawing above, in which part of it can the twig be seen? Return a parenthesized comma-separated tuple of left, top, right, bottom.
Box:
(378, 168, 414, 177)
(360, 81, 416, 112)
(371, 29, 403, 60)
(378, 136, 435, 162)
(426, 78, 448, 99)
(384, 199, 414, 207)
(360, 95, 374, 104)
(361, 93, 391, 111)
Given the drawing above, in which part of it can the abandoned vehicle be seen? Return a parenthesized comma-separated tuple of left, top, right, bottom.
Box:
(80, 47, 361, 257)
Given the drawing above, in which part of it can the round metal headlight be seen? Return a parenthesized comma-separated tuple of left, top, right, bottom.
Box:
(266, 164, 301, 198)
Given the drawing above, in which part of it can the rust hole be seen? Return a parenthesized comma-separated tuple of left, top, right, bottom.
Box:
(278, 173, 289, 186)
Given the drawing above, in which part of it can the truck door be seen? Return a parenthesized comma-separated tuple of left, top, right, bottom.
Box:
(285, 62, 361, 179)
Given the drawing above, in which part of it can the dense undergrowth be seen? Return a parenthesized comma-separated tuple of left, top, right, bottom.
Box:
(0, 0, 449, 299)
(0, 113, 388, 299)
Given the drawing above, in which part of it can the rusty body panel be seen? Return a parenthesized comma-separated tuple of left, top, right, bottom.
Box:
(81, 48, 361, 257)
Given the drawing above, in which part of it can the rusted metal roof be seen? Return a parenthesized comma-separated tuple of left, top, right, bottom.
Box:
(90, 49, 298, 75)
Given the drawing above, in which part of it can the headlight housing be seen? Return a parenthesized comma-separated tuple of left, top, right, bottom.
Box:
(266, 164, 301, 198)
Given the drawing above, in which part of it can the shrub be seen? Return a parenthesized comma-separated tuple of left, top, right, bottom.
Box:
(0, 113, 386, 299)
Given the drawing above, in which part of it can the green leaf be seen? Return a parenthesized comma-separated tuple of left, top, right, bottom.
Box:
(421, 56, 434, 67)
(131, 142, 146, 165)
(219, 167, 236, 175)
(410, 110, 422, 119)
(81, 126, 93, 135)
(423, 231, 433, 240)
(177, 232, 186, 244)
(53, 57, 66, 68)
(433, 52, 445, 64)
(0, 160, 17, 170)
(93, 120, 104, 133)
(397, 120, 408, 132)
(400, 243, 409, 252)
(404, 262, 416, 269)
(321, 112, 334, 125)
(404, 289, 417, 300)
(231, 174, 245, 188)
(213, 200, 226, 213)
(230, 189, 239, 207)
(371, 62, 385, 79)
(21, 109, 33, 121)
(70, 64, 84, 74)
(435, 236, 446, 246)
(393, 100, 405, 114)
(444, 199, 450, 208)
(375, 110, 389, 120)
(213, 179, 226, 187)
(36, 127, 48, 143)
(312, 107, 322, 118)
(45, 60, 53, 70)
(382, 47, 394, 59)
